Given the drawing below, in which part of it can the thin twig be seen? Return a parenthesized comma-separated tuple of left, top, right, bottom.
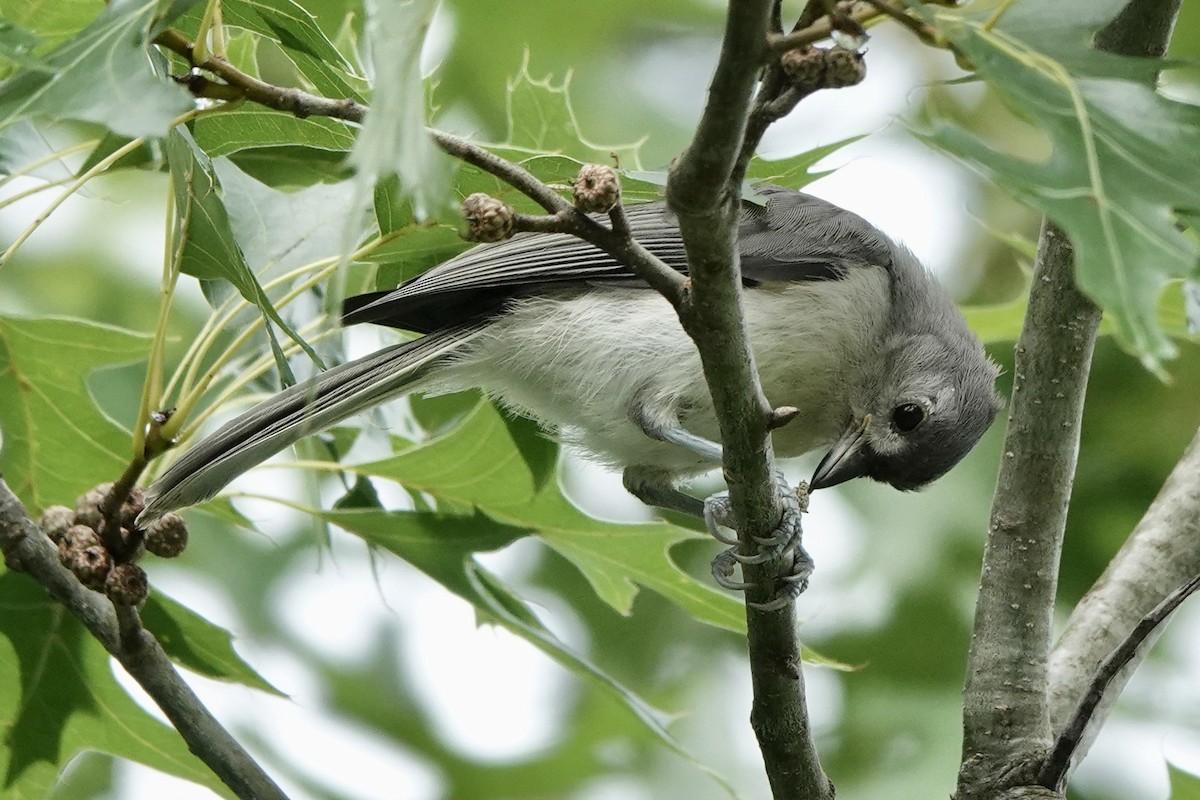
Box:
(794, 0, 828, 31)
(0, 477, 290, 800)
(512, 211, 572, 233)
(98, 455, 149, 558)
(861, 0, 940, 44)
(1039, 574, 1200, 791)
(154, 27, 687, 303)
(767, 2, 893, 55)
(431, 129, 569, 215)
(1047, 419, 1200, 762)
(666, 0, 831, 797)
(161, 14, 824, 797)
(608, 203, 632, 238)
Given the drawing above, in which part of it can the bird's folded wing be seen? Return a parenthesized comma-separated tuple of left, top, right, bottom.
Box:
(344, 187, 896, 332)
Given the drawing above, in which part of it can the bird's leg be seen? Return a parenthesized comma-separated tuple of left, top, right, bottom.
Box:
(629, 401, 723, 464)
(703, 471, 815, 608)
(626, 400, 815, 606)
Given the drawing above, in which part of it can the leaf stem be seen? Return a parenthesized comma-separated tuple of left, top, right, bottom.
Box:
(0, 173, 77, 213)
(0, 139, 97, 193)
(1, 137, 146, 269)
(1, 107, 208, 270)
(133, 181, 185, 459)
(982, 0, 1018, 32)
(168, 324, 340, 455)
(161, 234, 396, 446)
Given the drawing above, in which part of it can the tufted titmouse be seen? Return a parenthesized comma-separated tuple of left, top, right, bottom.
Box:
(142, 187, 1001, 548)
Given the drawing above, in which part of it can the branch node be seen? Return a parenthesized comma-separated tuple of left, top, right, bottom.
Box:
(768, 405, 801, 430)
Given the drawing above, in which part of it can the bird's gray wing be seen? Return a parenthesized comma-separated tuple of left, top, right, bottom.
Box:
(343, 202, 687, 331)
(344, 188, 896, 333)
(142, 324, 485, 520)
(736, 185, 896, 282)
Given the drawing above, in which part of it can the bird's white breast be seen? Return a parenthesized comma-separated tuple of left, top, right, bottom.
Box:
(431, 268, 891, 477)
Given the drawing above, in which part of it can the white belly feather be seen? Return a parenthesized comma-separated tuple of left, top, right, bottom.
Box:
(432, 268, 890, 476)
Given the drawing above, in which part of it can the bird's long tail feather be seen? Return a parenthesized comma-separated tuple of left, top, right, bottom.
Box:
(142, 325, 484, 520)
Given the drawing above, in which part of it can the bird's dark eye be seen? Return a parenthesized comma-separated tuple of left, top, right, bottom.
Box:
(891, 403, 925, 433)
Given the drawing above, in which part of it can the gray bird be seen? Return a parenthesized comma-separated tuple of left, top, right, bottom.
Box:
(142, 186, 1001, 584)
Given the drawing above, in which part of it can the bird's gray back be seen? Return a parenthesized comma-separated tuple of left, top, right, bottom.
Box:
(342, 187, 904, 333)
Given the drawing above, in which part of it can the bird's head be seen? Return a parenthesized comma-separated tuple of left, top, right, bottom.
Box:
(811, 332, 1003, 491)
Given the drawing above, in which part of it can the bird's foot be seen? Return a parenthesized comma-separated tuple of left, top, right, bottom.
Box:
(703, 472, 813, 610)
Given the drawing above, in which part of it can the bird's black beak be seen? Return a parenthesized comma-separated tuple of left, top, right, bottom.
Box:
(810, 415, 872, 490)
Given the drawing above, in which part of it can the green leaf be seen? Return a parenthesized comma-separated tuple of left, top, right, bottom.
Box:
(165, 127, 323, 373)
(348, 0, 450, 219)
(0, 571, 233, 798)
(501, 411, 557, 492)
(0, 0, 194, 138)
(744, 135, 862, 189)
(918, 0, 1200, 371)
(521, 488, 745, 631)
(960, 271, 1199, 347)
(210, 155, 365, 273)
(192, 109, 356, 158)
(0, 120, 77, 180)
(1170, 762, 1200, 800)
(319, 508, 527, 596)
(172, 0, 365, 111)
(0, 316, 149, 510)
(1187, 281, 1200, 335)
(438, 60, 661, 208)
(0, 0, 101, 49)
(167, 127, 262, 287)
(331, 474, 383, 510)
(311, 506, 735, 796)
(222, 29, 260, 77)
(222, 144, 353, 188)
(76, 131, 159, 175)
(963, 286, 1029, 344)
(350, 401, 747, 633)
(362, 222, 470, 273)
(500, 55, 645, 168)
(140, 594, 283, 696)
(353, 401, 543, 509)
(408, 389, 483, 436)
(210, 0, 356, 76)
(0, 20, 44, 71)
(183, 33, 358, 189)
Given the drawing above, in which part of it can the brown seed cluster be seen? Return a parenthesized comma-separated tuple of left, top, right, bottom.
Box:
(40, 483, 190, 606)
(572, 164, 621, 214)
(779, 45, 866, 91)
(461, 193, 516, 243)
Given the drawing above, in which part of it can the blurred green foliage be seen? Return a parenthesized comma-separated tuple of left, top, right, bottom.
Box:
(0, 1, 1197, 799)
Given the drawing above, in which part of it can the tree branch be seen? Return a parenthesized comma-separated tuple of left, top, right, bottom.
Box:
(666, 1, 832, 798)
(1040, 574, 1200, 792)
(766, 0, 898, 55)
(155, 30, 688, 305)
(160, 8, 867, 794)
(0, 478, 290, 800)
(1047, 424, 1200, 763)
(957, 221, 1101, 798)
(958, 1, 1183, 796)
